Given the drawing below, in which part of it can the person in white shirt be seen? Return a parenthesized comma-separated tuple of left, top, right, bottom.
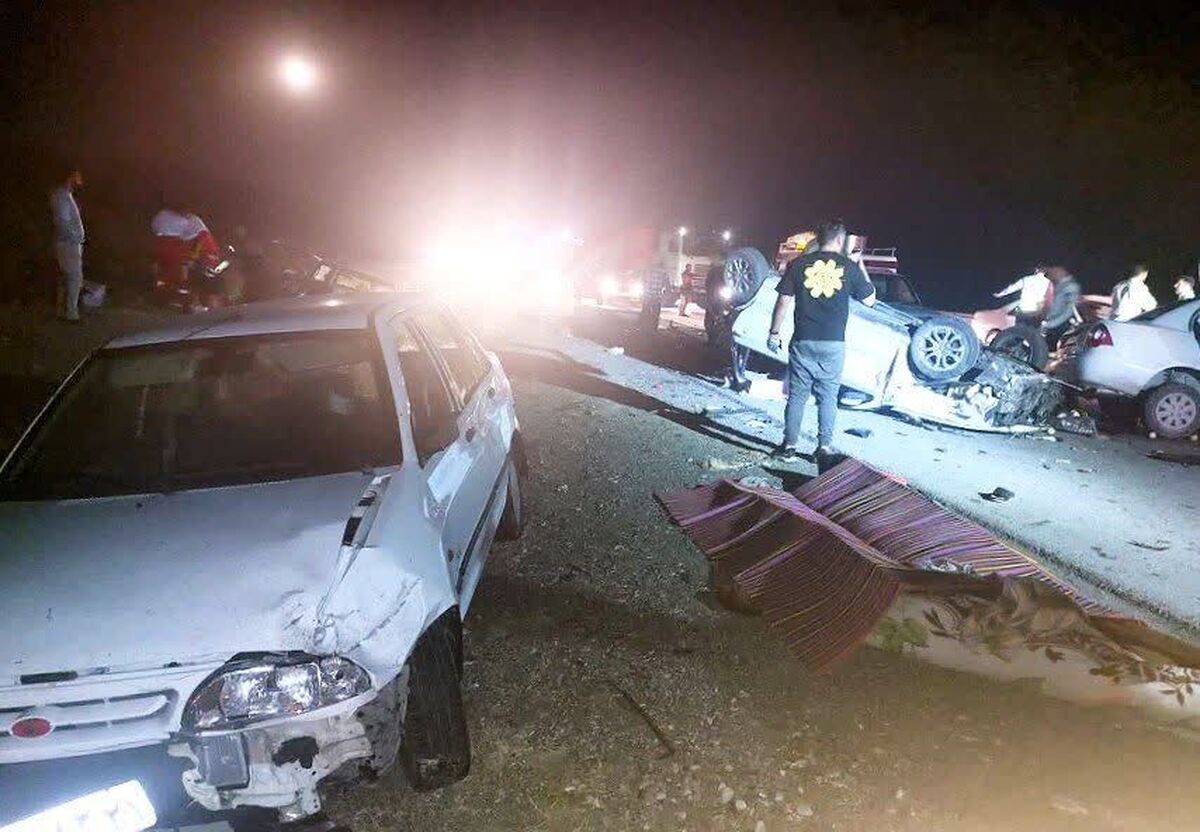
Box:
(1174, 276, 1196, 302)
(993, 267, 1052, 325)
(49, 167, 85, 322)
(1111, 264, 1158, 321)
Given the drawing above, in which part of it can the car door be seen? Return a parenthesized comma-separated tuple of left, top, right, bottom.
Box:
(388, 315, 492, 607)
(406, 309, 508, 608)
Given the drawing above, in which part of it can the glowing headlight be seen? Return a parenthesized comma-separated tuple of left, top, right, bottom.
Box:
(599, 276, 618, 297)
(183, 656, 371, 731)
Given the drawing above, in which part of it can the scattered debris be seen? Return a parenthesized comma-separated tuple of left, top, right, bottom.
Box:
(980, 487, 1015, 503)
(605, 679, 675, 758)
(606, 346, 625, 356)
(1050, 795, 1089, 816)
(844, 427, 873, 438)
(1054, 409, 1097, 436)
(699, 457, 749, 471)
(1128, 541, 1171, 552)
(1092, 546, 1114, 559)
(719, 784, 735, 805)
(1146, 450, 1200, 467)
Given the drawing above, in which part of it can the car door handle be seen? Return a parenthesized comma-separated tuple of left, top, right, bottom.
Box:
(465, 426, 477, 442)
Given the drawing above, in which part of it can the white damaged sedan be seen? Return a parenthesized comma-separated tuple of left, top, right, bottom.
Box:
(0, 294, 525, 828)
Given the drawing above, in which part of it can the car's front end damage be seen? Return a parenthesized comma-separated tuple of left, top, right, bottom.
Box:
(170, 661, 404, 820)
(0, 469, 457, 827)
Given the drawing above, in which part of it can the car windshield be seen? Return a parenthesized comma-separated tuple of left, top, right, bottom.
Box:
(0, 332, 400, 500)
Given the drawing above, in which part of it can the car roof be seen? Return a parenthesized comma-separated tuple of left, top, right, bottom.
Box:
(105, 293, 424, 349)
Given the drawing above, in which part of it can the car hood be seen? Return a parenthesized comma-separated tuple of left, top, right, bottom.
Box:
(0, 472, 376, 680)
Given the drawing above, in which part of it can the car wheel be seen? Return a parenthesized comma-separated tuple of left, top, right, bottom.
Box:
(1144, 382, 1200, 439)
(722, 247, 774, 310)
(496, 435, 528, 541)
(908, 316, 982, 383)
(400, 610, 471, 792)
(990, 324, 1050, 370)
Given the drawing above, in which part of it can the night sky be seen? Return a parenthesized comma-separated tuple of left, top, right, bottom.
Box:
(1, 0, 1197, 309)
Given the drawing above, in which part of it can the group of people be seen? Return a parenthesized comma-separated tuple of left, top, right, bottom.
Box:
(47, 165, 250, 321)
(993, 261, 1196, 335)
(1110, 265, 1195, 321)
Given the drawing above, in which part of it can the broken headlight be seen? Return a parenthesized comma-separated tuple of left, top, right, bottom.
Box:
(183, 656, 371, 731)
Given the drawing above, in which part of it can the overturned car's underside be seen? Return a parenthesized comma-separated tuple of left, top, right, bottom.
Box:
(713, 247, 1073, 433)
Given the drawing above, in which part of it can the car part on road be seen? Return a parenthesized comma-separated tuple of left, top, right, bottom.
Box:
(990, 324, 1050, 370)
(844, 427, 873, 438)
(657, 460, 1200, 723)
(1144, 382, 1200, 439)
(980, 487, 1015, 503)
(1054, 409, 1097, 436)
(907, 316, 982, 383)
(399, 609, 471, 792)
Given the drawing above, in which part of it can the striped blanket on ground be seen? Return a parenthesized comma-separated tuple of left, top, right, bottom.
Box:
(657, 458, 1130, 671)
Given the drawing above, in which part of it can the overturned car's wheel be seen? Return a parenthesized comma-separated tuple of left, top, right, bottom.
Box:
(722, 247, 774, 310)
(1144, 382, 1200, 439)
(400, 610, 470, 792)
(908, 316, 981, 383)
(991, 324, 1049, 370)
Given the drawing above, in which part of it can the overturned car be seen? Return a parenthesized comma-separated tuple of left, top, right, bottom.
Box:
(0, 295, 525, 829)
(714, 247, 1067, 432)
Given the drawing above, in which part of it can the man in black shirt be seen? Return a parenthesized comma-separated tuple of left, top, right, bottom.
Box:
(767, 220, 876, 465)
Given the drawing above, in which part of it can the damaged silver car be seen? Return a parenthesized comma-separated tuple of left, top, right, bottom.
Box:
(0, 294, 525, 829)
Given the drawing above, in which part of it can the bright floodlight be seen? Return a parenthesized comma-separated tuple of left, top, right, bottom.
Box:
(722, 229, 733, 242)
(677, 226, 688, 237)
(279, 55, 318, 93)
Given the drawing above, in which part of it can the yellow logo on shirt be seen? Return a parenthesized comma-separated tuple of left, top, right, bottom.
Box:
(803, 259, 844, 299)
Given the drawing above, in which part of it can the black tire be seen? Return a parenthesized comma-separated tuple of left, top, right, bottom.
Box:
(1143, 382, 1200, 439)
(496, 435, 527, 541)
(400, 610, 470, 792)
(722, 247, 775, 311)
(991, 325, 1050, 370)
(908, 315, 982, 383)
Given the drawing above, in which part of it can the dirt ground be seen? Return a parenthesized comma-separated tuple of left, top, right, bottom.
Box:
(324, 350, 1200, 831)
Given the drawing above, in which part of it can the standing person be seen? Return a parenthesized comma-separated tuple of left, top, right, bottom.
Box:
(1174, 275, 1196, 301)
(677, 263, 696, 316)
(49, 167, 85, 322)
(1043, 266, 1081, 348)
(993, 266, 1052, 326)
(1111, 264, 1158, 321)
(767, 219, 876, 466)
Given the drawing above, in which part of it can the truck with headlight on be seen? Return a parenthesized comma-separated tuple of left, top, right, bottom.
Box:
(0, 293, 526, 829)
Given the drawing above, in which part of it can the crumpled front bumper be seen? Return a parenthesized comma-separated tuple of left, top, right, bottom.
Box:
(169, 689, 381, 821)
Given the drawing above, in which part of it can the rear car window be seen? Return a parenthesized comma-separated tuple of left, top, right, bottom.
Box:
(0, 332, 400, 500)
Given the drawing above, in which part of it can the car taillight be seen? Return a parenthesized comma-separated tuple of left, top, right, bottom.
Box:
(1088, 324, 1113, 347)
